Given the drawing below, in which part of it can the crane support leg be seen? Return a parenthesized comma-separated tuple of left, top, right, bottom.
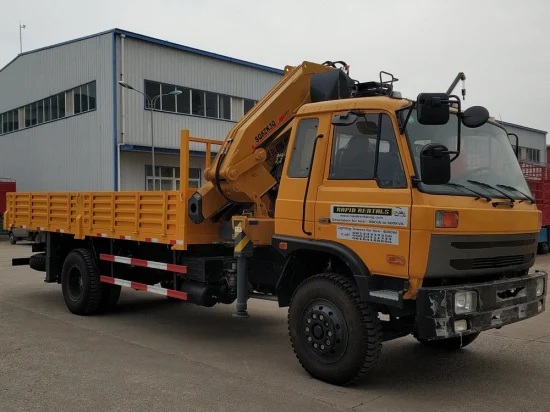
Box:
(234, 256, 250, 318)
(232, 218, 253, 318)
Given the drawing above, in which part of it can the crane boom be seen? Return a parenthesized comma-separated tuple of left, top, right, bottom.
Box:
(188, 61, 340, 224)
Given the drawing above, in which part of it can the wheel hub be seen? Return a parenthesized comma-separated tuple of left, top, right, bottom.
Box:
(302, 299, 348, 363)
(67, 266, 84, 301)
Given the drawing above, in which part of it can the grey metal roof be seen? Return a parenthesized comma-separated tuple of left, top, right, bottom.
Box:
(497, 120, 547, 135)
(0, 28, 284, 75)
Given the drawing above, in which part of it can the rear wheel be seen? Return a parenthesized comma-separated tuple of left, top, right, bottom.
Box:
(416, 332, 480, 350)
(34, 232, 41, 244)
(538, 242, 550, 255)
(9, 231, 16, 245)
(288, 273, 382, 386)
(61, 249, 104, 315)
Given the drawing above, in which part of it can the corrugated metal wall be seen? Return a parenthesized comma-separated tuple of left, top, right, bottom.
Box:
(0, 33, 114, 191)
(117, 37, 282, 150)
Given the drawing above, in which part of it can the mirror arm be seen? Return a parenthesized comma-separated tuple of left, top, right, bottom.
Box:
(508, 133, 519, 158)
(399, 102, 416, 134)
(447, 95, 461, 162)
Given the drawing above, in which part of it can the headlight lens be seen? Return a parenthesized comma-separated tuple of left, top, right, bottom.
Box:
(455, 291, 478, 314)
(536, 278, 545, 297)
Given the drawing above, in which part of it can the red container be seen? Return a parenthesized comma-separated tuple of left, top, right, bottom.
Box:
(520, 162, 550, 227)
(0, 178, 16, 214)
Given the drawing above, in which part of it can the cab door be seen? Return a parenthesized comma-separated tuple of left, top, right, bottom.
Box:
(314, 111, 412, 279)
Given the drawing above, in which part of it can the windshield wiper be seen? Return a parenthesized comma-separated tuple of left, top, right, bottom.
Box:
(496, 184, 536, 204)
(444, 182, 491, 201)
(466, 180, 516, 202)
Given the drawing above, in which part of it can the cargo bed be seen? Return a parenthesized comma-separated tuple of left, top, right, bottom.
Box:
(2, 132, 221, 249)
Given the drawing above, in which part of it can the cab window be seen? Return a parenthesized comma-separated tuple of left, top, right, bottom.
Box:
(328, 113, 406, 188)
(287, 118, 319, 178)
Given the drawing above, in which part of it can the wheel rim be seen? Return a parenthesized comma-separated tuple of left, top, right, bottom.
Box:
(67, 266, 84, 301)
(9, 233, 14, 241)
(301, 299, 348, 364)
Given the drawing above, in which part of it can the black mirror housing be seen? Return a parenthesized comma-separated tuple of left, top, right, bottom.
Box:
(331, 112, 358, 126)
(462, 106, 489, 128)
(417, 93, 450, 125)
(420, 143, 451, 185)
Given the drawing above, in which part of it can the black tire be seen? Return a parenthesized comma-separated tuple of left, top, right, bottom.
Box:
(61, 248, 104, 315)
(538, 242, 550, 255)
(288, 273, 382, 386)
(99, 284, 122, 312)
(29, 253, 46, 272)
(34, 232, 41, 244)
(416, 332, 480, 350)
(9, 231, 16, 245)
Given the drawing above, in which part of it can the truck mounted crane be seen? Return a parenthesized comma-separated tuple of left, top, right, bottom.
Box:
(4, 60, 546, 386)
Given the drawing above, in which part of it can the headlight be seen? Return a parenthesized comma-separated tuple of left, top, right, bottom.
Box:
(536, 278, 545, 297)
(455, 291, 478, 314)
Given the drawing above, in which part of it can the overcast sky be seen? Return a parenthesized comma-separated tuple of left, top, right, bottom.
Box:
(1, 0, 549, 135)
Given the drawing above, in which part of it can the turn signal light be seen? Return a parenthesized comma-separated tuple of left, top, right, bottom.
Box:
(435, 211, 459, 228)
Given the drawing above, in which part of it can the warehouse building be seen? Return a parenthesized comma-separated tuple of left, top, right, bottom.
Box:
(0, 29, 283, 192)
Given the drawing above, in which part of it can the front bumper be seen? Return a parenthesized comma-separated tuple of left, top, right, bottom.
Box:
(416, 270, 547, 340)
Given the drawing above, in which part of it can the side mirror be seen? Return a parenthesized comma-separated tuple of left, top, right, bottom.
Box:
(462, 106, 489, 128)
(416, 93, 450, 125)
(420, 143, 451, 185)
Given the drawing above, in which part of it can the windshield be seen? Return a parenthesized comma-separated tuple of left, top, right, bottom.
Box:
(403, 109, 532, 199)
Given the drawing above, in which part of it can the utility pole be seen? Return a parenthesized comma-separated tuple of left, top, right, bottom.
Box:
(19, 22, 26, 54)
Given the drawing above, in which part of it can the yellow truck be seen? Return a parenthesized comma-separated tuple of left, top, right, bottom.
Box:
(4, 61, 547, 385)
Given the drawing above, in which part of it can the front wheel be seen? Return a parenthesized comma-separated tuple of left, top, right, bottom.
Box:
(416, 332, 480, 350)
(9, 231, 17, 245)
(288, 273, 382, 386)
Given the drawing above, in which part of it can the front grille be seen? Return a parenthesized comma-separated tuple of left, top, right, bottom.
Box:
(450, 239, 535, 249)
(450, 254, 534, 271)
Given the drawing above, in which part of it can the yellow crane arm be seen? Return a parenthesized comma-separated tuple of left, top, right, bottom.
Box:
(188, 61, 335, 224)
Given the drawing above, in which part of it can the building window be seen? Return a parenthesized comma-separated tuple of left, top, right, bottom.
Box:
(30, 102, 38, 126)
(58, 92, 66, 118)
(51, 95, 59, 120)
(205, 92, 218, 118)
(89, 82, 97, 111)
(244, 99, 256, 115)
(0, 81, 94, 135)
(145, 81, 161, 110)
(188, 168, 201, 188)
(44, 97, 51, 122)
(74, 86, 81, 114)
(143, 79, 256, 122)
(25, 105, 31, 127)
(162, 83, 176, 112)
(37, 100, 44, 124)
(145, 165, 202, 191)
(192, 90, 205, 116)
(176, 87, 190, 114)
(81, 84, 89, 112)
(72, 82, 94, 115)
(519, 146, 541, 163)
(219, 95, 231, 120)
